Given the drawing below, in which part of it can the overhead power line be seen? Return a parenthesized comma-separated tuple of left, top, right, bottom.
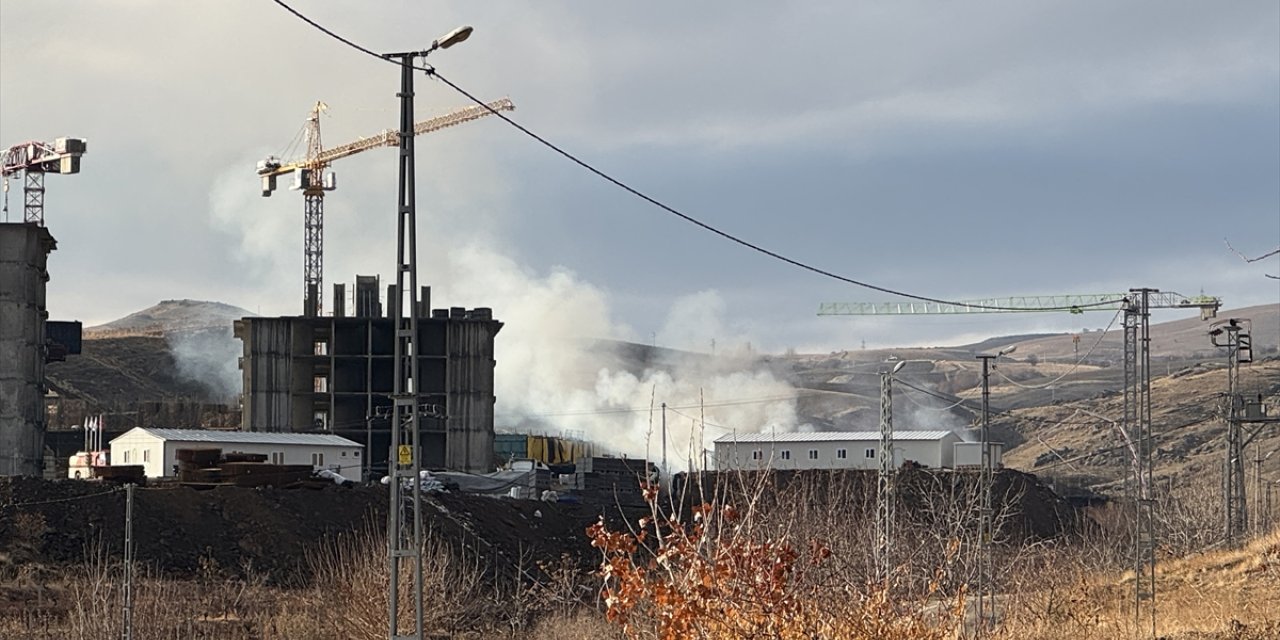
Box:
(267, 0, 1128, 314)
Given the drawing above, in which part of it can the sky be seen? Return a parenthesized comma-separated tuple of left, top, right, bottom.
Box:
(2, 0, 1278, 355)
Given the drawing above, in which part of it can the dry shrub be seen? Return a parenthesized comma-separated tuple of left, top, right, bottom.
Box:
(528, 608, 623, 640)
(298, 523, 521, 638)
(589, 481, 963, 640)
(5, 538, 280, 640)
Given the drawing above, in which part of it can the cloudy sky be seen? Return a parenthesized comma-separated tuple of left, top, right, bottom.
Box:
(3, 1, 1277, 354)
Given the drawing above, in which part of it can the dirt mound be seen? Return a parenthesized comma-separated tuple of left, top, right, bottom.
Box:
(0, 478, 639, 586)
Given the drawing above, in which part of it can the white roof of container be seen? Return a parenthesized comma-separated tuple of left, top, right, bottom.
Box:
(714, 430, 959, 444)
(118, 428, 360, 448)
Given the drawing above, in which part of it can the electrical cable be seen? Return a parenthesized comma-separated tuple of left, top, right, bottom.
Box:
(991, 309, 1122, 391)
(897, 380, 983, 412)
(266, 0, 1131, 314)
(665, 406, 738, 433)
(890, 377, 1114, 426)
(1031, 416, 1216, 473)
(1, 487, 121, 509)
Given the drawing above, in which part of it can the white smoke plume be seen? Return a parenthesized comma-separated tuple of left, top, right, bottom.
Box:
(439, 246, 802, 469)
(166, 328, 241, 402)
(206, 157, 802, 468)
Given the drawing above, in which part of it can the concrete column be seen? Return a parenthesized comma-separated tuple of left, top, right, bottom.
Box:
(0, 223, 56, 476)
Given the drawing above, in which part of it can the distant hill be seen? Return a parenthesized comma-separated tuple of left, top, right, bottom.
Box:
(47, 300, 252, 414)
(1000, 303, 1279, 363)
(85, 299, 253, 337)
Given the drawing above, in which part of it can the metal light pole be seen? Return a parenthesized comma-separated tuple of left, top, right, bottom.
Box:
(122, 483, 135, 640)
(382, 25, 472, 640)
(661, 402, 668, 476)
(875, 359, 907, 583)
(974, 345, 1013, 637)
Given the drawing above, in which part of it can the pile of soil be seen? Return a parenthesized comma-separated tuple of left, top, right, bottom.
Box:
(0, 478, 638, 586)
(1, 467, 1082, 591)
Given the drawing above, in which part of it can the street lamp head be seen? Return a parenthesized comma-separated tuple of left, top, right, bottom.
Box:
(998, 345, 1018, 357)
(432, 25, 473, 50)
(892, 360, 908, 374)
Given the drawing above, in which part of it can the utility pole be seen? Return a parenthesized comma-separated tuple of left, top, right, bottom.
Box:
(122, 483, 135, 640)
(875, 363, 903, 583)
(661, 402, 668, 476)
(973, 349, 1010, 636)
(382, 27, 472, 640)
(1209, 318, 1250, 544)
(384, 49, 425, 640)
(1256, 449, 1264, 536)
(366, 296, 375, 483)
(1125, 288, 1157, 639)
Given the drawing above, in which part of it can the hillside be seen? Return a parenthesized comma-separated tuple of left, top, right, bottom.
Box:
(45, 300, 251, 422)
(999, 357, 1280, 495)
(84, 299, 253, 337)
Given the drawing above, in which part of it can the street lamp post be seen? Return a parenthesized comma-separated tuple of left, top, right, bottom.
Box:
(875, 359, 908, 583)
(382, 26, 472, 640)
(974, 345, 1014, 637)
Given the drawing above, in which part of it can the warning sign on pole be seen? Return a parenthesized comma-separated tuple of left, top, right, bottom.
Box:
(397, 445, 412, 465)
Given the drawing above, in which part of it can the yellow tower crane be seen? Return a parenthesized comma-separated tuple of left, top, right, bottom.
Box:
(257, 97, 515, 316)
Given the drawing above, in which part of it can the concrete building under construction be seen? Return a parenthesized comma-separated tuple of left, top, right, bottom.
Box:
(234, 276, 501, 474)
(0, 223, 57, 475)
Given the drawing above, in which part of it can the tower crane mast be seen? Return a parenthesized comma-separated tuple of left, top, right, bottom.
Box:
(1, 137, 87, 225)
(257, 97, 515, 316)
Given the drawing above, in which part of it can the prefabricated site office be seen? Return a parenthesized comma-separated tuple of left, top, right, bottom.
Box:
(109, 427, 362, 479)
(713, 430, 1002, 471)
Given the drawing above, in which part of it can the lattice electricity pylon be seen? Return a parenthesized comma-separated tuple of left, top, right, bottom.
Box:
(1210, 318, 1252, 544)
(1125, 288, 1157, 639)
(875, 367, 900, 582)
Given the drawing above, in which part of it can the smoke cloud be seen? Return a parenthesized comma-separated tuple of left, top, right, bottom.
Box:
(206, 158, 803, 468)
(438, 244, 803, 469)
(166, 328, 241, 402)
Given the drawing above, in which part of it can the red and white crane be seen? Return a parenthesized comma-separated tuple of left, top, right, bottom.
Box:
(1, 137, 87, 225)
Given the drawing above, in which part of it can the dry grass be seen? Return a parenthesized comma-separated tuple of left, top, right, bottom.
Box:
(994, 527, 1280, 640)
(4, 474, 1277, 639)
(0, 523, 599, 640)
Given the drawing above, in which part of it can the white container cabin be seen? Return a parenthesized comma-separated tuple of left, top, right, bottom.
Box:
(109, 427, 363, 480)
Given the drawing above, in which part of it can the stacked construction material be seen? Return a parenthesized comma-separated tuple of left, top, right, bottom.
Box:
(93, 464, 146, 485)
(574, 456, 658, 506)
(175, 448, 314, 488)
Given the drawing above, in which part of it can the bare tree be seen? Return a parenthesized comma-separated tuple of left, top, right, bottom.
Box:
(1224, 238, 1280, 280)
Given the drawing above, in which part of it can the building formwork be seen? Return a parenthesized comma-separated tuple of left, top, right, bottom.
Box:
(0, 223, 56, 476)
(234, 286, 501, 474)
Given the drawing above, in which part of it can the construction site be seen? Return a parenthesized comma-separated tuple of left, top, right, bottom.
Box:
(2, 3, 1279, 640)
